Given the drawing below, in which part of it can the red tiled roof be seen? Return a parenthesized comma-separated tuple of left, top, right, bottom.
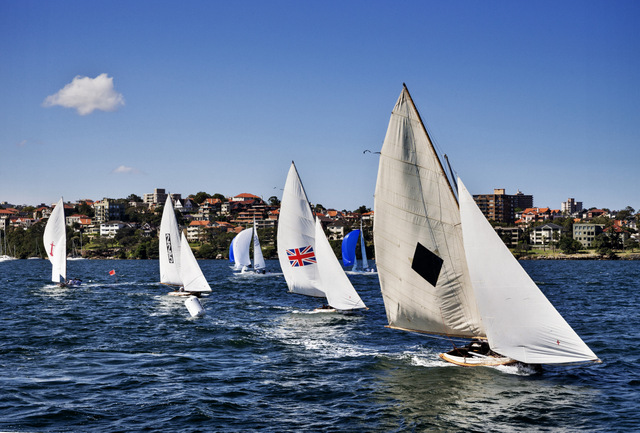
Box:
(235, 193, 261, 199)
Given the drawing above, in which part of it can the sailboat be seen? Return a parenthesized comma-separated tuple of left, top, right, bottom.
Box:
(159, 195, 212, 296)
(342, 220, 376, 273)
(229, 217, 266, 273)
(374, 85, 600, 367)
(43, 198, 80, 286)
(68, 237, 85, 260)
(277, 162, 366, 312)
(0, 230, 17, 262)
(341, 229, 360, 271)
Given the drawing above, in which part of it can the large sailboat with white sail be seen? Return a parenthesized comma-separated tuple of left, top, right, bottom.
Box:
(159, 195, 211, 297)
(277, 162, 366, 312)
(374, 85, 600, 366)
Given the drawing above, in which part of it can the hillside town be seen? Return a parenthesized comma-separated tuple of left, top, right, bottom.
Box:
(1, 187, 638, 260)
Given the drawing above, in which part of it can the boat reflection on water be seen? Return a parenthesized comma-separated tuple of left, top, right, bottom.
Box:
(371, 353, 602, 431)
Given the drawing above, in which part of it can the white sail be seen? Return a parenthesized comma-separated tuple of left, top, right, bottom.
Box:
(179, 232, 211, 293)
(314, 218, 366, 310)
(458, 178, 599, 364)
(231, 228, 253, 270)
(277, 162, 325, 297)
(360, 220, 369, 270)
(252, 223, 266, 270)
(374, 86, 484, 338)
(159, 195, 182, 285)
(43, 197, 67, 283)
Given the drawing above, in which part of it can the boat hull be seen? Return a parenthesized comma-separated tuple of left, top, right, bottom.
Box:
(439, 352, 516, 367)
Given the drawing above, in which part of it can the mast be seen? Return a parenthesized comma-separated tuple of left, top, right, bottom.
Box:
(402, 83, 458, 205)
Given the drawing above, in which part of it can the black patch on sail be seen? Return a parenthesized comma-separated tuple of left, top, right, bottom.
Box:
(411, 242, 443, 287)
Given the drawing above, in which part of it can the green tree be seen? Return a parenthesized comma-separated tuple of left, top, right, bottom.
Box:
(193, 192, 212, 204)
(558, 236, 582, 254)
(268, 196, 281, 207)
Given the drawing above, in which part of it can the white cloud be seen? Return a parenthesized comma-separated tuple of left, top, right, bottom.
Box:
(17, 139, 27, 147)
(111, 165, 141, 175)
(43, 73, 125, 115)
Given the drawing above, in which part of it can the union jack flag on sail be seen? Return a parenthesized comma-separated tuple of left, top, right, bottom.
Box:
(286, 245, 316, 267)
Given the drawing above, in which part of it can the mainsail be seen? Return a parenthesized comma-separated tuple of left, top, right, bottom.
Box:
(374, 85, 484, 338)
(252, 217, 266, 270)
(277, 162, 324, 297)
(159, 195, 182, 285)
(360, 220, 369, 270)
(43, 197, 67, 283)
(458, 179, 598, 364)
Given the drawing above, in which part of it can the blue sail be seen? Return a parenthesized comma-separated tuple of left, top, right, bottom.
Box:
(229, 240, 235, 263)
(341, 229, 360, 267)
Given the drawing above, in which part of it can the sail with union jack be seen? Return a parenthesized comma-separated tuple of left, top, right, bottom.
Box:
(286, 245, 317, 267)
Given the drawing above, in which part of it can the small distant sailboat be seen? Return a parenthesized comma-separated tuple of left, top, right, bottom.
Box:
(0, 230, 17, 262)
(341, 229, 360, 271)
(277, 162, 366, 312)
(43, 197, 80, 286)
(230, 228, 253, 271)
(374, 85, 600, 367)
(68, 237, 85, 260)
(341, 220, 376, 273)
(229, 217, 266, 274)
(159, 195, 212, 297)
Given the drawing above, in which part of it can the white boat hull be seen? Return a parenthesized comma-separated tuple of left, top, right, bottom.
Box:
(439, 352, 516, 367)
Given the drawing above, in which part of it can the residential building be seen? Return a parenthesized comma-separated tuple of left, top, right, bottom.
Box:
(573, 223, 604, 247)
(93, 199, 125, 224)
(144, 188, 167, 205)
(473, 188, 532, 224)
(100, 221, 127, 238)
(232, 193, 262, 202)
(561, 198, 583, 215)
(327, 220, 349, 241)
(530, 223, 564, 246)
(187, 220, 213, 242)
(494, 226, 523, 247)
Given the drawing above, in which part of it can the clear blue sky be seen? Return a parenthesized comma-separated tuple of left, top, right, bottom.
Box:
(2, 0, 638, 212)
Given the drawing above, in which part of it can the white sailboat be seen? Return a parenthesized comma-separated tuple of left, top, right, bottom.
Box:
(43, 197, 80, 286)
(252, 216, 266, 273)
(0, 230, 17, 262)
(229, 217, 266, 274)
(159, 195, 211, 296)
(277, 162, 366, 311)
(230, 228, 253, 271)
(374, 85, 600, 366)
(68, 237, 85, 260)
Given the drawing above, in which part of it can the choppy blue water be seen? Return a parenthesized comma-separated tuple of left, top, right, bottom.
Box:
(0, 259, 638, 432)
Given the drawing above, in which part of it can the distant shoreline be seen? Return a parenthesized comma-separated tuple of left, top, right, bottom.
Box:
(517, 251, 640, 260)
